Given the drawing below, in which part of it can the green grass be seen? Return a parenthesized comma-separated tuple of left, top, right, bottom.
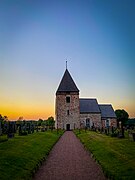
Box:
(0, 130, 64, 180)
(74, 130, 135, 180)
(0, 135, 8, 143)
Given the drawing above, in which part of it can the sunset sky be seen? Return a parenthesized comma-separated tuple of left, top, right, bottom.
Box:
(0, 0, 135, 120)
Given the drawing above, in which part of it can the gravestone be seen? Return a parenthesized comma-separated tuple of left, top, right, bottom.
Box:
(31, 124, 34, 133)
(132, 133, 135, 141)
(36, 124, 39, 132)
(0, 121, 2, 135)
(7, 122, 14, 138)
(27, 122, 31, 134)
(19, 124, 22, 135)
(111, 126, 114, 134)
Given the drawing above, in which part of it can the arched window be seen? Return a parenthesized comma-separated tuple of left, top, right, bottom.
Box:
(106, 119, 110, 127)
(86, 118, 90, 127)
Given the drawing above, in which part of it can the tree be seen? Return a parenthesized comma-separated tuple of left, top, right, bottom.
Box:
(0, 115, 8, 134)
(0, 115, 8, 122)
(38, 119, 43, 126)
(47, 117, 55, 130)
(0, 114, 3, 121)
(115, 109, 129, 137)
(18, 116, 23, 121)
(3, 116, 8, 121)
(115, 109, 129, 126)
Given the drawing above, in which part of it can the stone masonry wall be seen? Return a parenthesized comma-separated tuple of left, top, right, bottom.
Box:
(101, 118, 117, 128)
(55, 92, 80, 130)
(80, 113, 102, 128)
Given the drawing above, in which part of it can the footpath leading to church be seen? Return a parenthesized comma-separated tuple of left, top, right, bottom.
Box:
(33, 131, 106, 180)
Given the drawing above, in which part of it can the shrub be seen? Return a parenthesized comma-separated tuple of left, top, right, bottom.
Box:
(19, 131, 28, 136)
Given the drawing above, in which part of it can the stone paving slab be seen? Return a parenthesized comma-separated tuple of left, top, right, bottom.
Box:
(33, 131, 106, 180)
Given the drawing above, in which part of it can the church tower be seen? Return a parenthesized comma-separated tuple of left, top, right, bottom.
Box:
(55, 68, 80, 130)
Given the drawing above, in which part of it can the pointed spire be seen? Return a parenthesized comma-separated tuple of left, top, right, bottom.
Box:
(56, 69, 79, 94)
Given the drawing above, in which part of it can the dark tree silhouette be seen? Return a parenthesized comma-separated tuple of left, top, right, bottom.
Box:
(115, 109, 129, 137)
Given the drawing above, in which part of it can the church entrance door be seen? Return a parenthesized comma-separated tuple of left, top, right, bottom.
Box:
(66, 124, 70, 131)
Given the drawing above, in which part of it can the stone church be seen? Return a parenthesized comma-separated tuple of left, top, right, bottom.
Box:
(55, 68, 117, 130)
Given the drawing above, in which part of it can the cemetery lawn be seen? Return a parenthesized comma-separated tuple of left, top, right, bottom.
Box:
(74, 130, 135, 180)
(0, 130, 64, 180)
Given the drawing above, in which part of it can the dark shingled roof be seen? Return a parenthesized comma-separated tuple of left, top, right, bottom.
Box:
(56, 69, 79, 93)
(99, 105, 116, 118)
(80, 99, 100, 113)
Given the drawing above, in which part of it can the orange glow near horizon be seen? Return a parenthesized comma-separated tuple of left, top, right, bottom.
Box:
(0, 110, 55, 120)
(0, 102, 135, 120)
(0, 103, 55, 120)
(0, 83, 134, 120)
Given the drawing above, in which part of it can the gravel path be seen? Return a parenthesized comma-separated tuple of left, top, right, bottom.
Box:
(33, 131, 106, 180)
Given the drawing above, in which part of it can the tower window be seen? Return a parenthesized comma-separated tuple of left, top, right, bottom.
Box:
(66, 96, 70, 103)
(67, 110, 69, 115)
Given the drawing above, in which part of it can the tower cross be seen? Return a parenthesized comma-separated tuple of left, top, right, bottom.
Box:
(66, 60, 67, 69)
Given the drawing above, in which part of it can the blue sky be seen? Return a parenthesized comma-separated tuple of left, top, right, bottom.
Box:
(0, 0, 135, 119)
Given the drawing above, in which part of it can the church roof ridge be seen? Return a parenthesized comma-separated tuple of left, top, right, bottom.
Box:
(99, 104, 112, 106)
(79, 98, 97, 100)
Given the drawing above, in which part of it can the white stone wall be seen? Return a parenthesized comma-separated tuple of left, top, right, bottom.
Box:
(55, 92, 80, 130)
